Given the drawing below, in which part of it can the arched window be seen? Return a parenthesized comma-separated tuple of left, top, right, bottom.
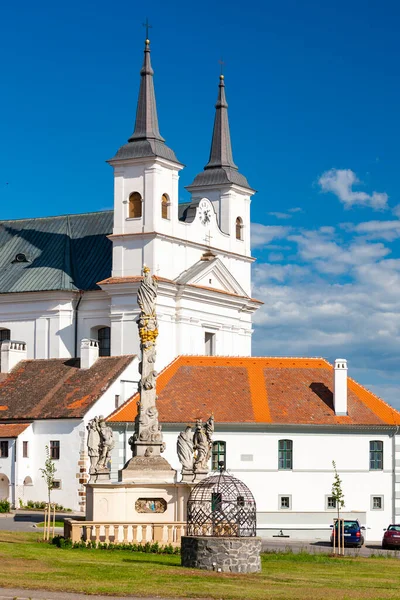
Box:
(23, 476, 33, 486)
(0, 329, 11, 344)
(97, 327, 111, 357)
(212, 441, 226, 470)
(129, 192, 142, 219)
(161, 193, 170, 220)
(235, 217, 243, 240)
(278, 439, 293, 470)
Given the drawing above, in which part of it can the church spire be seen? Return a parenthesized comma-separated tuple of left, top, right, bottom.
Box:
(204, 75, 237, 170)
(128, 38, 164, 143)
(187, 74, 251, 191)
(110, 34, 180, 164)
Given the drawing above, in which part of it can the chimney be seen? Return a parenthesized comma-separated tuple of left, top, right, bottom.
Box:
(80, 339, 99, 370)
(0, 340, 27, 373)
(334, 359, 348, 415)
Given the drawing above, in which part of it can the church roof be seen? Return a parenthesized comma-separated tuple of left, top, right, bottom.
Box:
(187, 76, 252, 192)
(0, 211, 113, 294)
(110, 39, 181, 165)
(0, 355, 134, 420)
(108, 356, 400, 427)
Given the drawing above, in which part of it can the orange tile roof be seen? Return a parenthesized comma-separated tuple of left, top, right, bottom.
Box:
(0, 422, 31, 438)
(108, 356, 400, 427)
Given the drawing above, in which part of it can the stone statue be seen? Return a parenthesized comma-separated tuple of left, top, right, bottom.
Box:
(87, 416, 115, 476)
(177, 426, 194, 471)
(193, 416, 214, 473)
(137, 266, 158, 317)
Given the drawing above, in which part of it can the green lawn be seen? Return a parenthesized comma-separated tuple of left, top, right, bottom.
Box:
(35, 521, 64, 528)
(0, 531, 400, 599)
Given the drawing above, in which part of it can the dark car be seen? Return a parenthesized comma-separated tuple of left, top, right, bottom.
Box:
(330, 519, 365, 548)
(382, 524, 400, 549)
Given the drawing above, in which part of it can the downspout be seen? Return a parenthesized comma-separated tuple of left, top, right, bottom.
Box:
(392, 424, 399, 523)
(74, 291, 84, 358)
(12, 438, 17, 509)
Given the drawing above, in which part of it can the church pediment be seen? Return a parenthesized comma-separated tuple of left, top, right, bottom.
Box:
(175, 257, 248, 297)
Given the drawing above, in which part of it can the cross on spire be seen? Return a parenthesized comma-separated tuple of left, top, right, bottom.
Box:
(219, 57, 225, 76)
(143, 17, 152, 40)
(204, 231, 213, 247)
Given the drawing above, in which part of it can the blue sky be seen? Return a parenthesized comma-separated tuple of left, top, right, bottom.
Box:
(1, 0, 400, 408)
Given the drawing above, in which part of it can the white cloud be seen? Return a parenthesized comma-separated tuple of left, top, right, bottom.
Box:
(251, 224, 291, 248)
(268, 212, 292, 220)
(289, 207, 303, 213)
(344, 220, 400, 241)
(319, 169, 388, 210)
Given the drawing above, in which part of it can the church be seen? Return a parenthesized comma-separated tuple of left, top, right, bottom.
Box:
(0, 36, 399, 541)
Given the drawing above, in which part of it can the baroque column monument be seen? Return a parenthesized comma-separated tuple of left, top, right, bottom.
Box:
(121, 267, 175, 482)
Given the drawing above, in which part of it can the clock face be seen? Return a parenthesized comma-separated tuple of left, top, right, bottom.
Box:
(198, 200, 212, 225)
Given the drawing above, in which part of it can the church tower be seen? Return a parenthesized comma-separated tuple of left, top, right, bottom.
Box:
(186, 74, 255, 258)
(100, 37, 260, 369)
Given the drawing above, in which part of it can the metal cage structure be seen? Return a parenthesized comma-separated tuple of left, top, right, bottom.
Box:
(186, 471, 257, 537)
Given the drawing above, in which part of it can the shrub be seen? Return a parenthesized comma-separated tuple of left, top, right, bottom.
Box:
(0, 499, 11, 513)
(51, 536, 180, 554)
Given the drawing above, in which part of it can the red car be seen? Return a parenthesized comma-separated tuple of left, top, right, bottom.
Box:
(382, 525, 400, 549)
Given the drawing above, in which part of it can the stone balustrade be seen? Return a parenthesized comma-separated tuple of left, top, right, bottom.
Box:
(64, 519, 186, 546)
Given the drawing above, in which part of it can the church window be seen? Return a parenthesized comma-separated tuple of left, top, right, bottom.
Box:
(278, 439, 293, 470)
(279, 495, 291, 510)
(0, 329, 11, 343)
(161, 193, 170, 220)
(50, 440, 60, 460)
(0, 441, 9, 458)
(23, 441, 28, 458)
(369, 441, 383, 470)
(212, 441, 226, 470)
(128, 192, 142, 218)
(235, 217, 243, 240)
(205, 332, 215, 356)
(98, 327, 111, 357)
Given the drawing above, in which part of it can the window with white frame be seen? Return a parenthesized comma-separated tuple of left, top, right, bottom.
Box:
(0, 440, 9, 458)
(371, 495, 384, 510)
(52, 480, 62, 490)
(326, 495, 337, 510)
(205, 332, 216, 356)
(279, 495, 291, 510)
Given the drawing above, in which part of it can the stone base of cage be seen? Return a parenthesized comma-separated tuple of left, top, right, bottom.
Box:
(181, 535, 261, 573)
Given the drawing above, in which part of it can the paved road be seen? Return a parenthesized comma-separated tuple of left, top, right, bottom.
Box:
(0, 588, 194, 600)
(261, 536, 400, 557)
(0, 511, 80, 532)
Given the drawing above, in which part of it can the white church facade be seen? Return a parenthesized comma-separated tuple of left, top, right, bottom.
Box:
(0, 36, 399, 541)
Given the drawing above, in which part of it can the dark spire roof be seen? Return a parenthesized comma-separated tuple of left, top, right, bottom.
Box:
(110, 39, 181, 164)
(187, 75, 252, 191)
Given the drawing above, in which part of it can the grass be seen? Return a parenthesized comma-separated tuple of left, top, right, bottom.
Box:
(35, 521, 64, 528)
(1, 531, 400, 599)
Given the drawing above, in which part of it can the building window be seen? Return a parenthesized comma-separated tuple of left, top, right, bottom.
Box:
(128, 192, 142, 218)
(98, 327, 111, 357)
(50, 440, 60, 460)
(0, 329, 11, 343)
(161, 193, 170, 220)
(52, 480, 62, 490)
(212, 441, 226, 470)
(205, 332, 215, 356)
(279, 495, 291, 510)
(371, 495, 384, 510)
(326, 496, 337, 510)
(235, 217, 243, 240)
(115, 395, 120, 409)
(0, 441, 9, 458)
(23, 441, 28, 458)
(278, 439, 293, 470)
(370, 441, 383, 470)
(23, 476, 33, 486)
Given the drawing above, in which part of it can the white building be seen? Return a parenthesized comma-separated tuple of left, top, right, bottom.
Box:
(108, 356, 400, 541)
(0, 340, 138, 512)
(0, 34, 400, 539)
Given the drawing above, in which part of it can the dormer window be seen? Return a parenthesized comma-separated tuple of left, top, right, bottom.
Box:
(12, 253, 29, 263)
(129, 192, 142, 218)
(236, 217, 243, 240)
(161, 193, 170, 220)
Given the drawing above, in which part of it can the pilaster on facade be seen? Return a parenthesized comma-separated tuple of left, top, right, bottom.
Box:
(395, 437, 400, 518)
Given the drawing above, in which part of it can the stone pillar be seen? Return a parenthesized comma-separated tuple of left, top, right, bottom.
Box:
(181, 536, 262, 573)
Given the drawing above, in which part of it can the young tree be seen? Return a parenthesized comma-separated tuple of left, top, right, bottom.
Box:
(40, 445, 57, 504)
(331, 460, 345, 553)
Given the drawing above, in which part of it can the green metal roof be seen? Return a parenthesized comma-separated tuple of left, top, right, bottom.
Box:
(0, 211, 113, 294)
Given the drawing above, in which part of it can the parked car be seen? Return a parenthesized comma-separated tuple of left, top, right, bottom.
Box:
(382, 525, 400, 549)
(330, 519, 365, 548)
